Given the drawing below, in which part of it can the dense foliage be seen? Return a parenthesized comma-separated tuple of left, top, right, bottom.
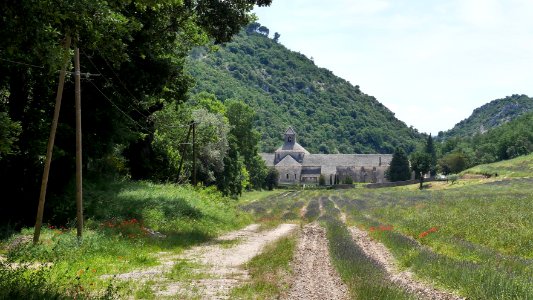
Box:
(386, 147, 411, 182)
(0, 0, 271, 225)
(186, 23, 425, 153)
(437, 112, 533, 173)
(438, 94, 533, 140)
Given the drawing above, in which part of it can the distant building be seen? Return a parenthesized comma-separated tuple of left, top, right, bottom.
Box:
(260, 127, 393, 185)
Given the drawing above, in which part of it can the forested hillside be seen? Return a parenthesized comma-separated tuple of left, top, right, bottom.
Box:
(437, 111, 533, 173)
(186, 24, 424, 154)
(438, 94, 533, 139)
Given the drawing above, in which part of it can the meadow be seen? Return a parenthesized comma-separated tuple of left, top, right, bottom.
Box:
(0, 179, 251, 299)
(331, 155, 533, 299)
(2, 155, 533, 299)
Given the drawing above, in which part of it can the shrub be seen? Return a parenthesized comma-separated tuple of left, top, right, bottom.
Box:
(319, 174, 326, 186)
(448, 174, 459, 184)
(343, 176, 353, 185)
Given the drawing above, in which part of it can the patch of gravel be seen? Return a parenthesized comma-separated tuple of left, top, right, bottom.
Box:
(285, 222, 349, 300)
(106, 223, 297, 299)
(348, 226, 464, 300)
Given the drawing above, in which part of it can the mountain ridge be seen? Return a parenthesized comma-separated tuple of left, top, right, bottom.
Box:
(438, 94, 533, 139)
(186, 25, 424, 154)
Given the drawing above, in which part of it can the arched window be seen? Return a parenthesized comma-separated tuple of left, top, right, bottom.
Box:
(288, 136, 292, 143)
(286, 174, 289, 179)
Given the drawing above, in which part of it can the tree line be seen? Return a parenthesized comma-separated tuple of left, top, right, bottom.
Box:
(0, 0, 272, 226)
(387, 112, 533, 187)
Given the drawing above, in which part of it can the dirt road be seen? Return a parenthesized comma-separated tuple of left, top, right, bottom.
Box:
(285, 222, 349, 300)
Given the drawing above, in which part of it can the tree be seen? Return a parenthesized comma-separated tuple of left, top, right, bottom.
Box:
(246, 22, 261, 34)
(265, 167, 279, 190)
(0, 0, 272, 224)
(343, 176, 353, 184)
(438, 152, 467, 175)
(257, 25, 270, 37)
(216, 136, 245, 197)
(386, 147, 411, 181)
(319, 174, 326, 186)
(273, 32, 280, 43)
(0, 112, 21, 159)
(425, 134, 437, 176)
(410, 152, 432, 189)
(225, 100, 267, 189)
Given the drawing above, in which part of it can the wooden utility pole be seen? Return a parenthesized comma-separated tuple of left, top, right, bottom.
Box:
(192, 122, 197, 186)
(74, 47, 83, 239)
(34, 35, 71, 244)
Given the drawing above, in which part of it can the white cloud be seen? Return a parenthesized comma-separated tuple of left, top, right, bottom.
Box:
(458, 0, 503, 27)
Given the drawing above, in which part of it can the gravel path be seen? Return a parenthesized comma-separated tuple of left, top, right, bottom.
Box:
(285, 222, 349, 300)
(106, 223, 297, 299)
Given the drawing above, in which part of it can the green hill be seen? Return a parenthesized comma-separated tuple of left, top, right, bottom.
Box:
(461, 153, 533, 178)
(438, 94, 533, 139)
(185, 25, 423, 154)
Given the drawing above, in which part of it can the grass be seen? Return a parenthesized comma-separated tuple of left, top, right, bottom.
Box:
(230, 234, 297, 299)
(332, 174, 533, 298)
(1, 178, 252, 298)
(240, 189, 308, 226)
(461, 153, 533, 178)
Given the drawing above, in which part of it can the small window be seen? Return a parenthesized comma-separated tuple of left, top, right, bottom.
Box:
(294, 174, 297, 179)
(288, 136, 292, 142)
(286, 174, 289, 179)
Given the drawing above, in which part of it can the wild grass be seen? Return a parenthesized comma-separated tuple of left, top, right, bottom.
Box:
(319, 198, 413, 300)
(334, 174, 533, 299)
(1, 178, 251, 298)
(461, 153, 533, 178)
(230, 234, 297, 299)
(240, 190, 307, 226)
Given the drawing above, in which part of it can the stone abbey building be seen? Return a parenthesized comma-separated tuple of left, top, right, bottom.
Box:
(260, 127, 392, 185)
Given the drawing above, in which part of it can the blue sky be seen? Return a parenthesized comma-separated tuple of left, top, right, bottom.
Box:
(254, 0, 533, 135)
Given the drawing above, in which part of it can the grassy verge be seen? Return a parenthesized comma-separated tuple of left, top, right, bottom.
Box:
(320, 198, 413, 300)
(230, 234, 297, 299)
(1, 178, 251, 298)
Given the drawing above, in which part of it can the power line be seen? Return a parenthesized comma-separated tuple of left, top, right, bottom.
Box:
(81, 50, 150, 119)
(0, 57, 45, 69)
(88, 80, 150, 133)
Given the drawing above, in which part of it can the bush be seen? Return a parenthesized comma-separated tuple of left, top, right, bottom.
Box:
(447, 174, 459, 184)
(319, 174, 326, 186)
(343, 176, 353, 184)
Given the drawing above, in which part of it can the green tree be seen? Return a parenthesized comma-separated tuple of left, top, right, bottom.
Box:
(410, 152, 432, 189)
(265, 167, 279, 190)
(273, 32, 280, 43)
(386, 147, 411, 182)
(0, 0, 273, 223)
(216, 136, 246, 197)
(343, 176, 353, 184)
(0, 112, 21, 159)
(319, 174, 326, 186)
(438, 152, 468, 175)
(425, 134, 437, 176)
(225, 100, 267, 189)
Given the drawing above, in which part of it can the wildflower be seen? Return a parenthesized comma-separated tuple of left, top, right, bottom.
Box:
(419, 231, 429, 238)
(77, 269, 85, 276)
(369, 226, 375, 232)
(91, 269, 97, 273)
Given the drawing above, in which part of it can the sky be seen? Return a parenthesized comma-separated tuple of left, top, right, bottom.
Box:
(254, 0, 533, 135)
